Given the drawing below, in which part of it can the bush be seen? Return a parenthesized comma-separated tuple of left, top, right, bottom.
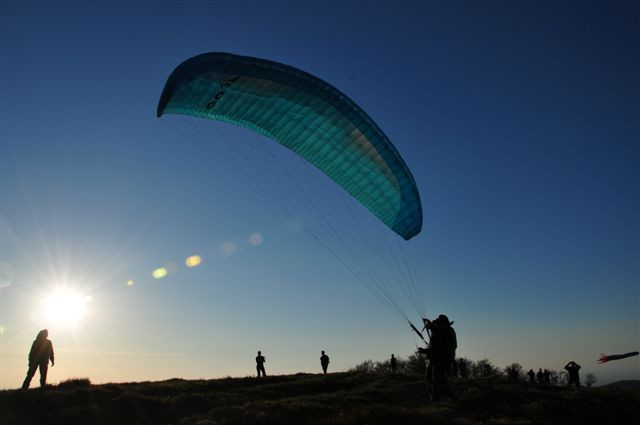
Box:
(373, 359, 392, 374)
(404, 350, 427, 375)
(470, 359, 501, 378)
(57, 378, 92, 389)
(349, 355, 423, 375)
(546, 369, 560, 385)
(504, 363, 524, 381)
(349, 359, 375, 373)
(457, 357, 472, 378)
(556, 371, 568, 386)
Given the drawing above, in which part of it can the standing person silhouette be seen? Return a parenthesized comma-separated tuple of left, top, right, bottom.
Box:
(320, 350, 330, 374)
(422, 314, 457, 400)
(255, 351, 266, 377)
(565, 361, 581, 388)
(22, 329, 54, 389)
(527, 369, 535, 383)
(390, 354, 397, 374)
(507, 367, 519, 381)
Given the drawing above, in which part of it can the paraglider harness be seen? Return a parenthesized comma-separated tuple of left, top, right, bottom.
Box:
(410, 317, 456, 399)
(409, 320, 436, 398)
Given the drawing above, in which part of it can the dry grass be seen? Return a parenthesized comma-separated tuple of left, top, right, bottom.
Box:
(1, 372, 638, 425)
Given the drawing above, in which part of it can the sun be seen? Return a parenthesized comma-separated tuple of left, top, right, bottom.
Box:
(41, 287, 90, 328)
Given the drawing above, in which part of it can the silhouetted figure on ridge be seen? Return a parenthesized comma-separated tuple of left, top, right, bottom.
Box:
(565, 361, 581, 388)
(543, 369, 550, 384)
(390, 354, 397, 374)
(507, 366, 519, 381)
(422, 314, 457, 400)
(320, 350, 330, 374)
(527, 369, 535, 383)
(22, 329, 54, 389)
(536, 368, 544, 384)
(255, 351, 266, 377)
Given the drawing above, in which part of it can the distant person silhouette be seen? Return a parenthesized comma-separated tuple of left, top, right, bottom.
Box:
(507, 366, 519, 381)
(390, 354, 397, 374)
(564, 361, 581, 388)
(423, 314, 457, 399)
(21, 329, 54, 389)
(543, 369, 550, 384)
(536, 368, 544, 384)
(320, 350, 330, 374)
(255, 351, 266, 377)
(527, 369, 535, 383)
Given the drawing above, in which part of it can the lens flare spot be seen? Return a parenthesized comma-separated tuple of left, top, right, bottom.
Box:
(185, 255, 202, 268)
(152, 268, 168, 279)
(221, 241, 237, 255)
(248, 233, 263, 246)
(0, 261, 15, 288)
(0, 325, 5, 335)
(126, 279, 134, 287)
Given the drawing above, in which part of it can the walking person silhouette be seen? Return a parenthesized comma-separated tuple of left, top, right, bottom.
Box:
(320, 350, 330, 374)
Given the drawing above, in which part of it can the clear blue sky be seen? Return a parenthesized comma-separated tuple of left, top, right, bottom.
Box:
(1, 0, 638, 388)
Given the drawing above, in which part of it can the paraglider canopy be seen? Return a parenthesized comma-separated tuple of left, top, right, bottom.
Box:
(597, 352, 639, 363)
(157, 52, 422, 240)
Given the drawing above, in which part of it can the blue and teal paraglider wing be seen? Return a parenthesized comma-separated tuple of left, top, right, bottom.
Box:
(157, 52, 422, 240)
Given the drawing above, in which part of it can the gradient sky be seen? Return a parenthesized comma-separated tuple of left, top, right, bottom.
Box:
(1, 1, 638, 389)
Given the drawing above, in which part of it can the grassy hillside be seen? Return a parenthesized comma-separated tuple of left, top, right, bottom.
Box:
(1, 373, 638, 425)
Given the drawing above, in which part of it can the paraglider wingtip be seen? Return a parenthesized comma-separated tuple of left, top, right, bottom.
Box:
(156, 100, 166, 118)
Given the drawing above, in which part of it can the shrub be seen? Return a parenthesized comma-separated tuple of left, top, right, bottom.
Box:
(404, 350, 427, 375)
(373, 359, 392, 374)
(504, 363, 524, 381)
(349, 359, 375, 373)
(457, 357, 473, 378)
(547, 369, 560, 385)
(556, 371, 568, 386)
(470, 359, 501, 378)
(57, 378, 92, 389)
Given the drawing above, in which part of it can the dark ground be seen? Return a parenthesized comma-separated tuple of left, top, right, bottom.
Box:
(1, 372, 638, 425)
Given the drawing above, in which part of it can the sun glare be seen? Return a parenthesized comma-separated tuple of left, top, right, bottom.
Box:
(42, 288, 90, 327)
